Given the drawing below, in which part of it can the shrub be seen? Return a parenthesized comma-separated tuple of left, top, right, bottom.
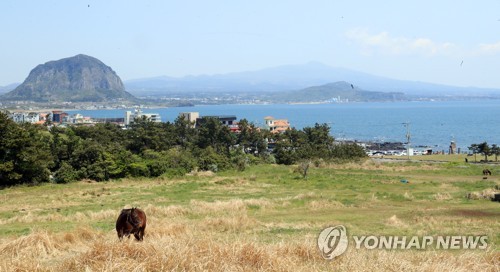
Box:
(294, 161, 311, 179)
(162, 167, 189, 178)
(196, 147, 229, 172)
(147, 160, 169, 177)
(54, 162, 78, 183)
(165, 147, 196, 173)
(127, 162, 150, 177)
(230, 148, 249, 171)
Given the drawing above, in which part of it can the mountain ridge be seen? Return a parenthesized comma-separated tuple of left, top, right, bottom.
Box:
(0, 83, 20, 95)
(268, 81, 407, 103)
(124, 62, 500, 98)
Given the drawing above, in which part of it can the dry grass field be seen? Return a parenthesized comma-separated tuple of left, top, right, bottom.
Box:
(0, 159, 499, 271)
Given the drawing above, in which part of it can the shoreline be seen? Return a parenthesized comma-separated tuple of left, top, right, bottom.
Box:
(3, 101, 498, 152)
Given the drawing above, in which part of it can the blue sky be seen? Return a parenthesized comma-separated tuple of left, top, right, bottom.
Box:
(2, 0, 500, 88)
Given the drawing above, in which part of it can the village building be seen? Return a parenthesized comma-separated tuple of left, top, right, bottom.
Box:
(69, 113, 94, 124)
(52, 111, 68, 124)
(264, 116, 290, 133)
(9, 112, 41, 124)
(179, 112, 240, 132)
(125, 107, 161, 126)
(37, 113, 49, 125)
(179, 112, 199, 127)
(197, 115, 237, 126)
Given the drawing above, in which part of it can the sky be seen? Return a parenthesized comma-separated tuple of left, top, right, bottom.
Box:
(1, 0, 500, 88)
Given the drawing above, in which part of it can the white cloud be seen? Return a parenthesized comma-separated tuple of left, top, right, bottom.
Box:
(345, 28, 500, 61)
(478, 41, 500, 55)
(345, 29, 459, 57)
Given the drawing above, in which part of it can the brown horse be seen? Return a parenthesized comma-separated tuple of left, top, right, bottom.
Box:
(483, 169, 492, 176)
(116, 208, 147, 241)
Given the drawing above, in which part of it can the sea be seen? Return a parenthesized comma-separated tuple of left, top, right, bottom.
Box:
(66, 100, 500, 152)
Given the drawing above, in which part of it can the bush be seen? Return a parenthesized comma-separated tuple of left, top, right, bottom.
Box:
(230, 148, 249, 171)
(330, 143, 367, 160)
(165, 147, 196, 173)
(294, 161, 311, 179)
(54, 162, 78, 183)
(162, 167, 189, 178)
(127, 162, 150, 177)
(263, 154, 276, 164)
(196, 147, 229, 172)
(147, 160, 169, 177)
(85, 161, 111, 181)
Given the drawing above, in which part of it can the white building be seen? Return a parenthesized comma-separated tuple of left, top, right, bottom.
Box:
(9, 112, 40, 123)
(125, 107, 161, 126)
(179, 112, 199, 127)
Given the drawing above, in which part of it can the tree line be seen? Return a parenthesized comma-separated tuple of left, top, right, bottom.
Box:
(0, 112, 366, 186)
(468, 142, 500, 162)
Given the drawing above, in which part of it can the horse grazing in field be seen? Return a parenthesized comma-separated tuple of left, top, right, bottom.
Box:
(116, 208, 147, 241)
(483, 169, 492, 176)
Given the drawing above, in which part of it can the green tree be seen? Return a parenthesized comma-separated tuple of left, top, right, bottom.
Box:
(70, 139, 111, 181)
(142, 149, 169, 177)
(127, 161, 151, 177)
(164, 147, 196, 174)
(477, 142, 491, 162)
(491, 144, 499, 162)
(0, 113, 54, 186)
(195, 146, 230, 172)
(103, 144, 135, 178)
(54, 161, 78, 183)
(302, 123, 335, 158)
(72, 123, 126, 147)
(230, 147, 249, 171)
(50, 126, 76, 170)
(196, 117, 235, 155)
(330, 143, 367, 161)
(127, 117, 177, 153)
(468, 144, 479, 162)
(272, 128, 306, 165)
(174, 116, 198, 149)
(237, 119, 268, 156)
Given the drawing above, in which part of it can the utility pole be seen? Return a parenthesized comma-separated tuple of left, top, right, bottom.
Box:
(403, 122, 411, 160)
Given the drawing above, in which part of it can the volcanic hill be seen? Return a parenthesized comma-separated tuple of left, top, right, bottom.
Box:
(3, 54, 135, 102)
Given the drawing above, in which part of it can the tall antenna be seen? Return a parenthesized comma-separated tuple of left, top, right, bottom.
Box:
(403, 122, 411, 159)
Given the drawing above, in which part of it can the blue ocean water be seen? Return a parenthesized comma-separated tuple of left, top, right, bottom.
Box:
(67, 100, 500, 151)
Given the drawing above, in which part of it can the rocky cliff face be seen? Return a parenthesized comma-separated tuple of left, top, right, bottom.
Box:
(3, 54, 135, 102)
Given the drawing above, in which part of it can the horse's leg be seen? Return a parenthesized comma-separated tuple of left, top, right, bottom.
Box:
(133, 231, 141, 241)
(140, 227, 145, 241)
(124, 230, 131, 239)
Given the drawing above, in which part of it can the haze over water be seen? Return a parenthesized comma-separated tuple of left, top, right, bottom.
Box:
(68, 100, 500, 152)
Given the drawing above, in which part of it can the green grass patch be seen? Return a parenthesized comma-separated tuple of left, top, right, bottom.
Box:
(0, 160, 498, 250)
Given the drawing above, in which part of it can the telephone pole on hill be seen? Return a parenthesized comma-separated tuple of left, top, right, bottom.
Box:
(403, 122, 411, 160)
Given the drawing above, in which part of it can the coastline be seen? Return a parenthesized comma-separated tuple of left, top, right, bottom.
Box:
(4, 100, 500, 152)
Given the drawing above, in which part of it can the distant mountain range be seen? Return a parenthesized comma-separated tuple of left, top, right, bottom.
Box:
(1, 54, 136, 102)
(2, 61, 500, 103)
(0, 83, 19, 95)
(124, 62, 500, 99)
